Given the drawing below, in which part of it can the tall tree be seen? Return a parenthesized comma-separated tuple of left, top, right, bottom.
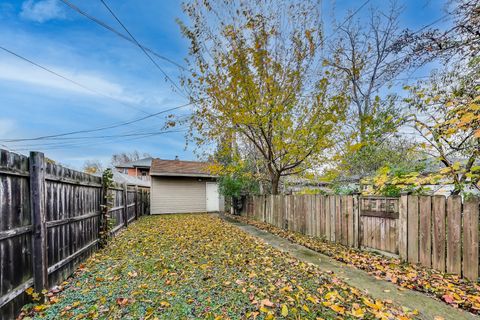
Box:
(179, 0, 347, 194)
(405, 60, 480, 195)
(83, 160, 104, 174)
(409, 0, 480, 62)
(325, 1, 415, 180)
(110, 151, 151, 166)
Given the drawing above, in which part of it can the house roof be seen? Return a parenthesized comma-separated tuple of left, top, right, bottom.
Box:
(150, 158, 216, 177)
(116, 157, 153, 169)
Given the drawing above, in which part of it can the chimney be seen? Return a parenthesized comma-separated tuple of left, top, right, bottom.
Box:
(175, 155, 179, 161)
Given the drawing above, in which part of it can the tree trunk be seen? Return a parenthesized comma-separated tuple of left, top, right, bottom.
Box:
(271, 173, 280, 195)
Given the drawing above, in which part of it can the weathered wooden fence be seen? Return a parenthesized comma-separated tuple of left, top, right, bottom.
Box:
(242, 193, 480, 281)
(0, 149, 150, 319)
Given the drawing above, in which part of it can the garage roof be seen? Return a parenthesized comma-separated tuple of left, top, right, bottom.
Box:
(150, 158, 216, 177)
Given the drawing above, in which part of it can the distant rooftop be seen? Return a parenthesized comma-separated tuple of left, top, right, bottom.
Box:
(115, 157, 153, 168)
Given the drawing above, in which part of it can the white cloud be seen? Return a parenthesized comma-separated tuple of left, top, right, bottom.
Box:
(20, 0, 66, 23)
(0, 58, 141, 104)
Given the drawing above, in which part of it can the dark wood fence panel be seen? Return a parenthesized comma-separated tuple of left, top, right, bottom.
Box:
(44, 162, 102, 286)
(0, 150, 32, 320)
(0, 149, 150, 319)
(241, 193, 480, 281)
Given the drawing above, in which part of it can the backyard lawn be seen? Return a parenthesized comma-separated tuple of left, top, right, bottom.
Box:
(22, 214, 417, 319)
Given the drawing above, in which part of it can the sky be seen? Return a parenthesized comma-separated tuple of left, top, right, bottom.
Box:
(0, 0, 449, 169)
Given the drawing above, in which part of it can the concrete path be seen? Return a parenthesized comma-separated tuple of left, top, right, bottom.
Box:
(223, 216, 478, 320)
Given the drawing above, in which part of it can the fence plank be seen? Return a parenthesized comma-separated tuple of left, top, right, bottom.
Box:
(29, 151, 48, 293)
(407, 195, 419, 264)
(340, 196, 346, 245)
(323, 195, 329, 240)
(134, 186, 139, 220)
(330, 196, 336, 242)
(347, 196, 354, 247)
(398, 195, 408, 259)
(447, 196, 462, 275)
(353, 195, 359, 248)
(432, 196, 446, 272)
(462, 198, 479, 281)
(419, 196, 432, 268)
(320, 195, 326, 238)
(123, 184, 128, 227)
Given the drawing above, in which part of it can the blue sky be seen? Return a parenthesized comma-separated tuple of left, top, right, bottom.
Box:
(0, 0, 448, 169)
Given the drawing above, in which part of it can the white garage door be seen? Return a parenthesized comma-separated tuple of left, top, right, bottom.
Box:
(151, 177, 206, 214)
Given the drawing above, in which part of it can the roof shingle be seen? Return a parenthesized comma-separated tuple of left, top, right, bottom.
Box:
(150, 159, 214, 177)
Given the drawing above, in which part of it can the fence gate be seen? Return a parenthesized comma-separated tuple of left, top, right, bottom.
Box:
(359, 196, 399, 254)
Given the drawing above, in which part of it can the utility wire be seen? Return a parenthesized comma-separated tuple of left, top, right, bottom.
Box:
(99, 0, 187, 98)
(0, 103, 191, 142)
(323, 0, 371, 42)
(9, 129, 188, 152)
(0, 45, 192, 141)
(0, 45, 191, 117)
(363, 12, 453, 78)
(59, 0, 186, 71)
(7, 128, 187, 149)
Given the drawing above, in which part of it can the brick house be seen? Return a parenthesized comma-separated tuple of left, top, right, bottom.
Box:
(114, 157, 153, 181)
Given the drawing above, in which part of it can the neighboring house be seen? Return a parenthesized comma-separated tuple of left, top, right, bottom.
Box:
(114, 157, 153, 181)
(94, 170, 151, 187)
(150, 158, 224, 214)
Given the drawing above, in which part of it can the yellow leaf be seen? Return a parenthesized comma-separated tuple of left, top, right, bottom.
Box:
(281, 304, 288, 317)
(33, 305, 46, 312)
(330, 304, 345, 314)
(351, 307, 365, 317)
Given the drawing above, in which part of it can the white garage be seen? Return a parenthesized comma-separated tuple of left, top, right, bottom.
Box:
(150, 158, 223, 214)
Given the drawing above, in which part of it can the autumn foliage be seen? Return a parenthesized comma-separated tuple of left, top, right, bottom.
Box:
(21, 215, 418, 319)
(231, 215, 480, 315)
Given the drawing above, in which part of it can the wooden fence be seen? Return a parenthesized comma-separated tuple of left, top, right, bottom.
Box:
(242, 193, 480, 281)
(0, 149, 150, 319)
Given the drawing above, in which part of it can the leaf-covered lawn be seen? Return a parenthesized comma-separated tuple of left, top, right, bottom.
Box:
(230, 215, 480, 315)
(22, 214, 418, 319)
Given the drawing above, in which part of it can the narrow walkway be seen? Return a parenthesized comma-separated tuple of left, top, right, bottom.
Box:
(223, 215, 478, 320)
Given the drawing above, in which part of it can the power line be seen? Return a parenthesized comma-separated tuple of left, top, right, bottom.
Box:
(9, 129, 188, 152)
(6, 128, 187, 149)
(323, 0, 371, 42)
(98, 0, 187, 98)
(363, 12, 453, 78)
(0, 102, 191, 142)
(59, 0, 186, 71)
(0, 45, 191, 117)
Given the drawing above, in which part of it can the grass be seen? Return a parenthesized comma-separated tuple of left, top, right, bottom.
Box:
(22, 214, 417, 319)
(229, 214, 480, 315)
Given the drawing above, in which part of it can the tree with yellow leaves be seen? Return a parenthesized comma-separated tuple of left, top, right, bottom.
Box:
(405, 59, 480, 195)
(179, 0, 348, 194)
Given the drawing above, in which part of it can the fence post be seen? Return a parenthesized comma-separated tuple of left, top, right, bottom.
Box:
(134, 185, 139, 220)
(29, 151, 48, 294)
(398, 192, 409, 260)
(123, 183, 128, 227)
